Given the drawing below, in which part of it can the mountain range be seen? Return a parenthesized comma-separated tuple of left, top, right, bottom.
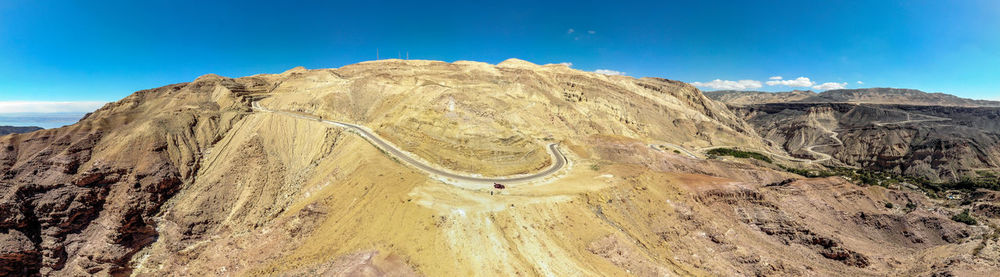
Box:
(705, 88, 1000, 107)
(0, 126, 42, 136)
(706, 89, 1000, 182)
(1, 60, 998, 276)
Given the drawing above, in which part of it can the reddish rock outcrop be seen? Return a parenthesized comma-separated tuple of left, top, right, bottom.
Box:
(0, 76, 259, 275)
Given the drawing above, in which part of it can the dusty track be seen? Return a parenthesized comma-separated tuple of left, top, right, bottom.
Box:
(251, 101, 568, 188)
(871, 108, 952, 127)
(800, 115, 842, 163)
(687, 106, 956, 165)
(649, 143, 699, 159)
(690, 120, 840, 164)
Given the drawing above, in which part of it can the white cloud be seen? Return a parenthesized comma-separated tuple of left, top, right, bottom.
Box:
(587, 30, 596, 34)
(0, 101, 107, 113)
(690, 79, 763, 90)
(769, 76, 783, 80)
(766, 76, 814, 87)
(594, 69, 626, 76)
(812, 82, 847, 90)
(557, 62, 573, 67)
(856, 81, 864, 84)
(567, 28, 575, 34)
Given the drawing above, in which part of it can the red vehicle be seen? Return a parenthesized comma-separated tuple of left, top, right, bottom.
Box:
(493, 183, 505, 189)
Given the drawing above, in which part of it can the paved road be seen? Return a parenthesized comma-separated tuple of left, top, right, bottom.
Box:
(252, 101, 568, 185)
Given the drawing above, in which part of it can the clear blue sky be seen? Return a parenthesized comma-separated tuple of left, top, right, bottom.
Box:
(1, 0, 998, 109)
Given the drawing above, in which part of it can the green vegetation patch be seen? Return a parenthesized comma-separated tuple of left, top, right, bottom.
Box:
(706, 148, 773, 163)
(780, 165, 1000, 194)
(952, 209, 978, 225)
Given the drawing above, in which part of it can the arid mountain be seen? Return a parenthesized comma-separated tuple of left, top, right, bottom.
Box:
(2, 60, 997, 276)
(733, 103, 1000, 181)
(0, 126, 42, 136)
(812, 88, 1000, 107)
(707, 88, 1000, 107)
(704, 90, 817, 105)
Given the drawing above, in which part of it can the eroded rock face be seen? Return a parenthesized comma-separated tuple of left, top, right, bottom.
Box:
(0, 229, 38, 275)
(0, 76, 259, 275)
(697, 187, 872, 268)
(731, 102, 1000, 181)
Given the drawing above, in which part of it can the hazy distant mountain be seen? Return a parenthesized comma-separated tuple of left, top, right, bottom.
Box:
(0, 112, 86, 129)
(0, 125, 42, 135)
(706, 88, 1000, 107)
(807, 88, 1000, 106)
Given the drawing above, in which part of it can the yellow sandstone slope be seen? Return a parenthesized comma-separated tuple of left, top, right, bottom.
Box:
(130, 59, 776, 276)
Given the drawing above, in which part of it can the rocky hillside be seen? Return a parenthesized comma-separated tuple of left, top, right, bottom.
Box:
(734, 103, 1000, 181)
(813, 88, 1000, 107)
(2, 60, 997, 276)
(707, 88, 1000, 107)
(0, 125, 42, 136)
(0, 76, 256, 275)
(704, 90, 817, 105)
(713, 88, 1000, 182)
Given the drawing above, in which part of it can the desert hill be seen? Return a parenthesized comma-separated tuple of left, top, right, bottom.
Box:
(703, 90, 817, 106)
(706, 88, 1000, 107)
(1, 59, 997, 276)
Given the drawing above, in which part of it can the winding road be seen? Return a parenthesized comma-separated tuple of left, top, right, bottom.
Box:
(800, 117, 842, 163)
(251, 101, 568, 187)
(663, 106, 957, 165)
(872, 110, 952, 127)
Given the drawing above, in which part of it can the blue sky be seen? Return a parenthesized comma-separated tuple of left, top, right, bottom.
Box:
(1, 0, 998, 113)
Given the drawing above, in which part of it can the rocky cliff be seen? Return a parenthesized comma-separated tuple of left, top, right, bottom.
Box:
(733, 102, 1000, 182)
(703, 90, 817, 105)
(0, 76, 257, 275)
